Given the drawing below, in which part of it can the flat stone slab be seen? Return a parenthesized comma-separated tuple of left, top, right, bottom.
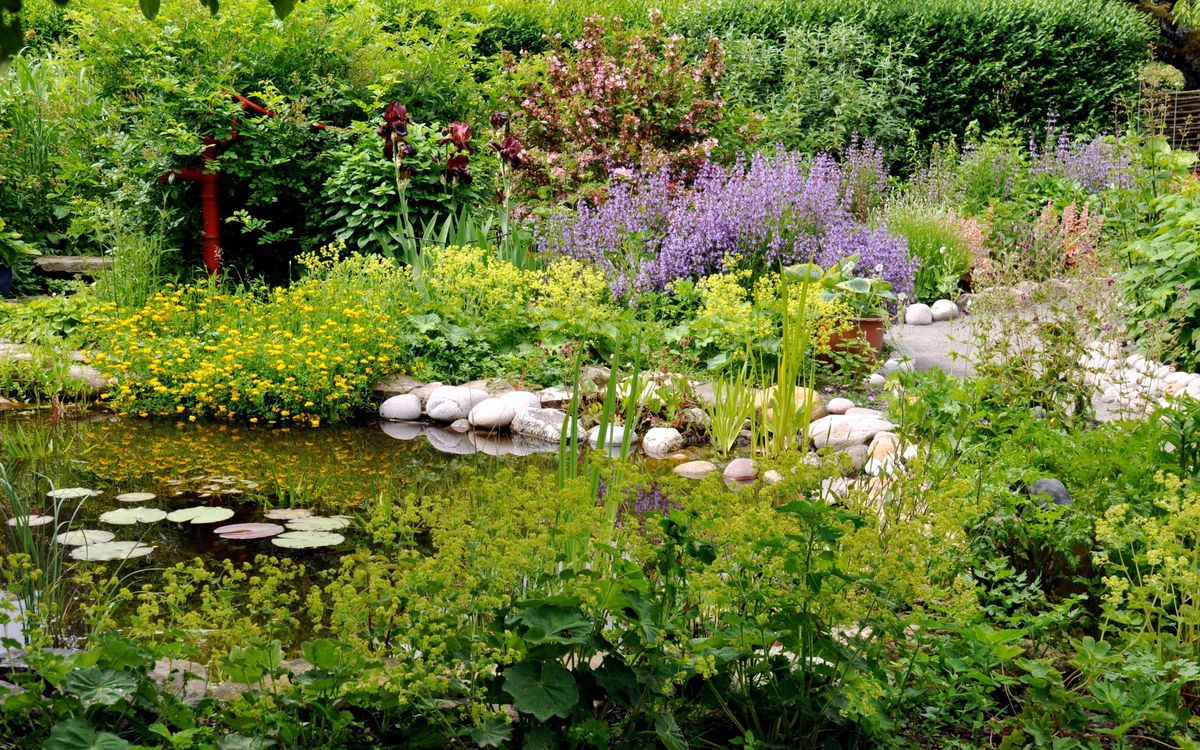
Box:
(33, 256, 113, 277)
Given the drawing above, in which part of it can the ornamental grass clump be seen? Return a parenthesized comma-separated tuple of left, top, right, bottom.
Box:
(86, 249, 416, 426)
(538, 146, 915, 299)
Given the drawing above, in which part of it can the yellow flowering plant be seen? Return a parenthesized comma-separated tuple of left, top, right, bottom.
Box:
(85, 249, 418, 425)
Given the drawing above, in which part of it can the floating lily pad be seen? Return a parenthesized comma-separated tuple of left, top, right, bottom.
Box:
(264, 508, 312, 521)
(99, 507, 167, 525)
(271, 531, 344, 549)
(56, 529, 115, 546)
(115, 492, 156, 504)
(6, 514, 53, 527)
(70, 541, 155, 561)
(47, 487, 101, 500)
(166, 506, 235, 525)
(285, 515, 351, 532)
(213, 523, 285, 540)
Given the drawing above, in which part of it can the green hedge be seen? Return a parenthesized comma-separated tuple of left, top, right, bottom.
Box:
(670, 0, 1152, 142)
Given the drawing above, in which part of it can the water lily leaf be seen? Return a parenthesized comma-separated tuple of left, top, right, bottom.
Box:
(284, 515, 351, 532)
(6, 514, 53, 527)
(214, 523, 284, 540)
(271, 531, 344, 549)
(263, 508, 312, 521)
(47, 487, 101, 500)
(166, 506, 235, 524)
(99, 507, 167, 525)
(65, 667, 138, 708)
(114, 492, 156, 503)
(502, 660, 578, 722)
(43, 717, 132, 750)
(70, 541, 155, 561)
(56, 529, 115, 546)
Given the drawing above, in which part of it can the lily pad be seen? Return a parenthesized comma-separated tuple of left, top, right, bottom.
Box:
(47, 487, 101, 500)
(166, 506, 235, 524)
(99, 507, 167, 525)
(214, 523, 285, 540)
(6, 514, 54, 527)
(285, 515, 351, 532)
(56, 529, 116, 546)
(70, 541, 155, 561)
(263, 508, 312, 521)
(114, 492, 156, 504)
(271, 531, 344, 549)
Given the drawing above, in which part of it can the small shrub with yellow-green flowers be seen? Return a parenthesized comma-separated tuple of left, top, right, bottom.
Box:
(85, 246, 417, 425)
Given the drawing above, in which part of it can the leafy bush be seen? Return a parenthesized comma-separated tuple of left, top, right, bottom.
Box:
(673, 0, 1151, 144)
(887, 206, 974, 302)
(717, 22, 917, 157)
(538, 146, 914, 297)
(497, 14, 725, 200)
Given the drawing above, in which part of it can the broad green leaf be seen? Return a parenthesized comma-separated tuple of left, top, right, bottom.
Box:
(139, 0, 160, 20)
(43, 717, 132, 750)
(65, 667, 138, 708)
(502, 660, 578, 722)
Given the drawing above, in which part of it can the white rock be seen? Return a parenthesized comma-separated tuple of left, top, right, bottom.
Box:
(511, 408, 583, 443)
(905, 303, 933, 325)
(867, 373, 888, 387)
(468, 398, 517, 431)
(674, 460, 717, 479)
(587, 424, 638, 447)
(722, 458, 757, 482)
(379, 421, 424, 441)
(425, 428, 477, 455)
(826, 397, 855, 414)
(642, 427, 684, 458)
(425, 386, 489, 422)
(845, 407, 884, 418)
(931, 299, 959, 321)
(379, 394, 422, 421)
(808, 414, 897, 451)
(498, 391, 542, 412)
(537, 387, 573, 408)
(763, 469, 783, 485)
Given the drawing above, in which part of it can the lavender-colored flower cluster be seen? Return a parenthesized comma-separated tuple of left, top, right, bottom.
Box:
(613, 484, 680, 528)
(537, 146, 915, 299)
(1029, 120, 1134, 194)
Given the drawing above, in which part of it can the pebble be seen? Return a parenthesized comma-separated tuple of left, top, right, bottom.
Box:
(642, 427, 684, 458)
(468, 398, 518, 431)
(674, 460, 718, 479)
(587, 424, 638, 447)
(722, 458, 757, 483)
(499, 391, 542, 412)
(931, 299, 959, 321)
(826, 397, 855, 414)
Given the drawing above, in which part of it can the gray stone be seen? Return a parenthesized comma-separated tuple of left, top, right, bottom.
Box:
(692, 381, 716, 409)
(867, 373, 888, 387)
(845, 407, 884, 418)
(723, 458, 757, 483)
(905, 303, 933, 326)
(537, 387, 573, 408)
(448, 418, 472, 433)
(674, 460, 718, 479)
(642, 427, 684, 458)
(425, 385, 488, 422)
(499, 391, 542, 412)
(373, 374, 425, 396)
(841, 444, 869, 476)
(808, 414, 896, 451)
(826, 397, 855, 414)
(379, 393, 422, 421)
(1021, 478, 1072, 506)
(468, 398, 517, 431)
(681, 407, 711, 430)
(425, 428, 476, 455)
(409, 381, 445, 404)
(587, 424, 638, 447)
(511, 408, 583, 443)
(931, 299, 959, 322)
(763, 469, 783, 485)
(581, 365, 611, 388)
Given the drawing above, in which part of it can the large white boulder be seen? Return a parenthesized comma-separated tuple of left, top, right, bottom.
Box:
(808, 414, 896, 451)
(379, 394, 422, 421)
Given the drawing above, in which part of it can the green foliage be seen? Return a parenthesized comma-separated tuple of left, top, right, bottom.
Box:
(717, 22, 917, 157)
(887, 205, 971, 302)
(674, 0, 1150, 145)
(1121, 185, 1200, 369)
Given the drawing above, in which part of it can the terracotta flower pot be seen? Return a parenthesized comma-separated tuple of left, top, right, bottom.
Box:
(818, 316, 885, 365)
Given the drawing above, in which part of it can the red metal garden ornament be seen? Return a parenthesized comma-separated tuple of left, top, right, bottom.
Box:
(161, 92, 325, 276)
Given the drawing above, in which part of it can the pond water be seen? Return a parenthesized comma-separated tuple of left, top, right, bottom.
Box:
(0, 415, 566, 568)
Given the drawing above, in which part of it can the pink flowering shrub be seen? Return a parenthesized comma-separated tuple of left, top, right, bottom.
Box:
(500, 14, 724, 200)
